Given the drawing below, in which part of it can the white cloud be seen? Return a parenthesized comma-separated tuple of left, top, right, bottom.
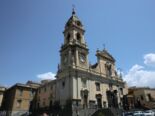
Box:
(37, 72, 56, 80)
(144, 53, 155, 66)
(124, 64, 155, 88)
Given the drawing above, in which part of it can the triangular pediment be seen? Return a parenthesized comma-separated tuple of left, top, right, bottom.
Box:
(97, 49, 115, 62)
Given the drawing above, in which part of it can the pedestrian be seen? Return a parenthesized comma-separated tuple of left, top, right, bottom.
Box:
(43, 112, 48, 116)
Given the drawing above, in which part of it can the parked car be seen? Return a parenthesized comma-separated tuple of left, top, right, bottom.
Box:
(124, 112, 133, 116)
(143, 110, 155, 116)
(133, 111, 145, 116)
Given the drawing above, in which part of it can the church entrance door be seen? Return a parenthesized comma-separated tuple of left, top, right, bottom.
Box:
(96, 94, 102, 108)
(84, 94, 88, 108)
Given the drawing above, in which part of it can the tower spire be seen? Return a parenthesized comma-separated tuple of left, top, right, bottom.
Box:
(72, 4, 76, 15)
(103, 44, 106, 50)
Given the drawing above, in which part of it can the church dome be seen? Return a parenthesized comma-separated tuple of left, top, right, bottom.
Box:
(65, 9, 83, 29)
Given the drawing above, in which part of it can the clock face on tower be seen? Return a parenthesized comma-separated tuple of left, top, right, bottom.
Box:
(79, 54, 86, 63)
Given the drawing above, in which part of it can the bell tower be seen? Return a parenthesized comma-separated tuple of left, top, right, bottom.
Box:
(60, 9, 89, 70)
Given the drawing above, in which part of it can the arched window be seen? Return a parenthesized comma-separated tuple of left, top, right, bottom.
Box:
(76, 21, 82, 27)
(66, 33, 70, 43)
(105, 62, 112, 77)
(76, 33, 81, 43)
(107, 65, 112, 77)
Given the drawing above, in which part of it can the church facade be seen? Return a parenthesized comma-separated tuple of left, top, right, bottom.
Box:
(36, 10, 128, 116)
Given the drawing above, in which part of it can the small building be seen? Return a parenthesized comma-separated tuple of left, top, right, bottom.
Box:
(1, 81, 40, 116)
(128, 87, 155, 109)
(36, 80, 56, 112)
(0, 86, 6, 109)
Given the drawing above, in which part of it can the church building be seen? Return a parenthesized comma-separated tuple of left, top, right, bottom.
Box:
(36, 9, 128, 116)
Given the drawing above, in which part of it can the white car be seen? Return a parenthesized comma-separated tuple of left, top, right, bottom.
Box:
(144, 110, 155, 116)
(133, 111, 144, 116)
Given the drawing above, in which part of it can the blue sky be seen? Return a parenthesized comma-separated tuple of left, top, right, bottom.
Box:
(0, 0, 155, 87)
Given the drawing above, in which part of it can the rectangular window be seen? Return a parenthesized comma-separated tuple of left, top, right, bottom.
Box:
(30, 91, 35, 97)
(50, 100, 53, 108)
(148, 94, 152, 101)
(29, 101, 32, 108)
(37, 103, 40, 108)
(43, 99, 46, 106)
(51, 85, 53, 90)
(19, 89, 23, 96)
(141, 95, 144, 100)
(50, 93, 53, 99)
(109, 84, 113, 91)
(120, 88, 123, 95)
(16, 100, 22, 108)
(43, 101, 45, 106)
(62, 81, 65, 88)
(44, 87, 46, 92)
(38, 89, 41, 93)
(96, 83, 100, 91)
(82, 78, 87, 88)
(89, 100, 95, 108)
(38, 96, 40, 102)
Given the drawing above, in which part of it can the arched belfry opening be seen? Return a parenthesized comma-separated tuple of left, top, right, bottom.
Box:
(66, 33, 70, 43)
(76, 33, 81, 43)
(76, 21, 82, 27)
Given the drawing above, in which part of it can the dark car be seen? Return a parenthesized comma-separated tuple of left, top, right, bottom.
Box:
(123, 112, 133, 116)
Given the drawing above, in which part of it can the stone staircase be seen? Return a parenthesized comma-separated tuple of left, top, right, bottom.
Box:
(72, 108, 97, 116)
(142, 102, 155, 109)
(91, 108, 123, 116)
(92, 108, 114, 116)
